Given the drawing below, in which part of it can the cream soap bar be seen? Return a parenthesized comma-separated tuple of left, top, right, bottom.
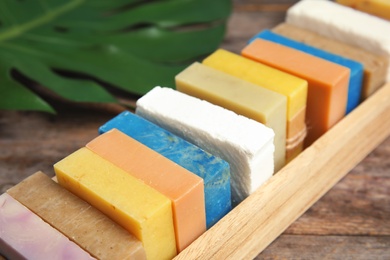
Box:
(99, 112, 231, 229)
(136, 87, 275, 205)
(286, 0, 390, 81)
(54, 148, 177, 260)
(242, 38, 349, 147)
(0, 193, 95, 260)
(273, 23, 388, 99)
(7, 172, 146, 260)
(175, 62, 287, 171)
(86, 129, 205, 252)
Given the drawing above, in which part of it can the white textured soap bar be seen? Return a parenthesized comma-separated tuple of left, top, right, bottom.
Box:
(286, 0, 390, 80)
(136, 87, 275, 205)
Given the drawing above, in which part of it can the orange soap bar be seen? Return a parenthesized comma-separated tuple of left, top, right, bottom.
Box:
(242, 39, 349, 147)
(86, 129, 206, 252)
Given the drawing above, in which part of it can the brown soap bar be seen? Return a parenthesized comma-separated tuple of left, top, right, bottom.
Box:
(273, 23, 388, 99)
(7, 171, 146, 260)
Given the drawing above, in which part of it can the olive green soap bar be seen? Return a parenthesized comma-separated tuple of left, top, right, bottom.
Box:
(203, 49, 307, 121)
(176, 62, 287, 171)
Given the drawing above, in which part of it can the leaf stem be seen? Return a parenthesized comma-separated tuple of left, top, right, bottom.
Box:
(0, 0, 85, 42)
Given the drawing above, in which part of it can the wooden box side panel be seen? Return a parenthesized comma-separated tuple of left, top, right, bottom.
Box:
(175, 83, 390, 259)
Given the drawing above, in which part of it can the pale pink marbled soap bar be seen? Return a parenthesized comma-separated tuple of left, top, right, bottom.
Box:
(0, 193, 95, 260)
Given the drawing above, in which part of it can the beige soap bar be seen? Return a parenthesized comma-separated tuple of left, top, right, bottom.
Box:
(273, 23, 388, 99)
(175, 62, 287, 171)
(7, 172, 146, 260)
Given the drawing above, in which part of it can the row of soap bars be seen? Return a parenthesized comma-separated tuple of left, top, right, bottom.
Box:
(1, 0, 389, 259)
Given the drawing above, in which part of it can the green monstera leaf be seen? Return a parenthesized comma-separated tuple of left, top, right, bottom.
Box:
(0, 0, 232, 113)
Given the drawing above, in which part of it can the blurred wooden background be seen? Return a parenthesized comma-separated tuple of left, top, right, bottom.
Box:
(0, 1, 389, 259)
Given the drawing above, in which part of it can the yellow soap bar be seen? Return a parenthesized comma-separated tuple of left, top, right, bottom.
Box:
(175, 62, 287, 171)
(336, 0, 390, 20)
(7, 171, 146, 260)
(203, 49, 308, 121)
(54, 148, 177, 260)
(86, 129, 205, 252)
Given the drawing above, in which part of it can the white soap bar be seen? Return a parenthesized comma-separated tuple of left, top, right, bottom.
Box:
(286, 0, 390, 80)
(136, 87, 275, 205)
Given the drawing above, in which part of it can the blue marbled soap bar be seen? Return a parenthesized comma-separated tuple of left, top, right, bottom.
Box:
(251, 30, 364, 114)
(99, 111, 231, 228)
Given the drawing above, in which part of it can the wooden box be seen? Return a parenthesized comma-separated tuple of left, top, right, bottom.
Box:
(174, 82, 390, 259)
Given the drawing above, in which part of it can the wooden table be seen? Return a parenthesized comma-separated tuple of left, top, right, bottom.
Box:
(1, 1, 389, 259)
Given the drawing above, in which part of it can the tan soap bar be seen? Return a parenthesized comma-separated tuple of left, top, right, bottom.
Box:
(273, 23, 388, 99)
(86, 129, 206, 252)
(7, 171, 146, 260)
(242, 39, 350, 147)
(175, 62, 287, 171)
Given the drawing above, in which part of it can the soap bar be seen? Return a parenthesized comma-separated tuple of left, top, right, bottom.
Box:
(252, 30, 363, 114)
(242, 38, 349, 147)
(273, 23, 388, 99)
(99, 111, 231, 229)
(202, 49, 307, 161)
(286, 0, 390, 81)
(86, 129, 205, 252)
(136, 87, 275, 205)
(54, 148, 177, 260)
(336, 0, 390, 20)
(7, 172, 146, 260)
(0, 193, 95, 260)
(203, 49, 307, 122)
(175, 62, 287, 171)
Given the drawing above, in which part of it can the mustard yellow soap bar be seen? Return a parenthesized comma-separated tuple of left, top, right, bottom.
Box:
(337, 0, 390, 21)
(54, 148, 177, 260)
(175, 62, 287, 171)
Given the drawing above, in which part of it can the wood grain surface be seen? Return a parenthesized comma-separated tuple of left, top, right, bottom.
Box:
(0, 1, 389, 259)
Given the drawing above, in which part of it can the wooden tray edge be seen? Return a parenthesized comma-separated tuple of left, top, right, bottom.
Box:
(174, 82, 390, 259)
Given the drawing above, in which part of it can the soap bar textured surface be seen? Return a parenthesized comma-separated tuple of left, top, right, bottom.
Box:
(242, 38, 349, 147)
(136, 87, 275, 205)
(273, 23, 388, 99)
(286, 0, 390, 81)
(175, 62, 286, 171)
(99, 111, 231, 229)
(87, 129, 205, 252)
(7, 172, 146, 260)
(252, 30, 363, 114)
(0, 193, 95, 260)
(54, 148, 177, 260)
